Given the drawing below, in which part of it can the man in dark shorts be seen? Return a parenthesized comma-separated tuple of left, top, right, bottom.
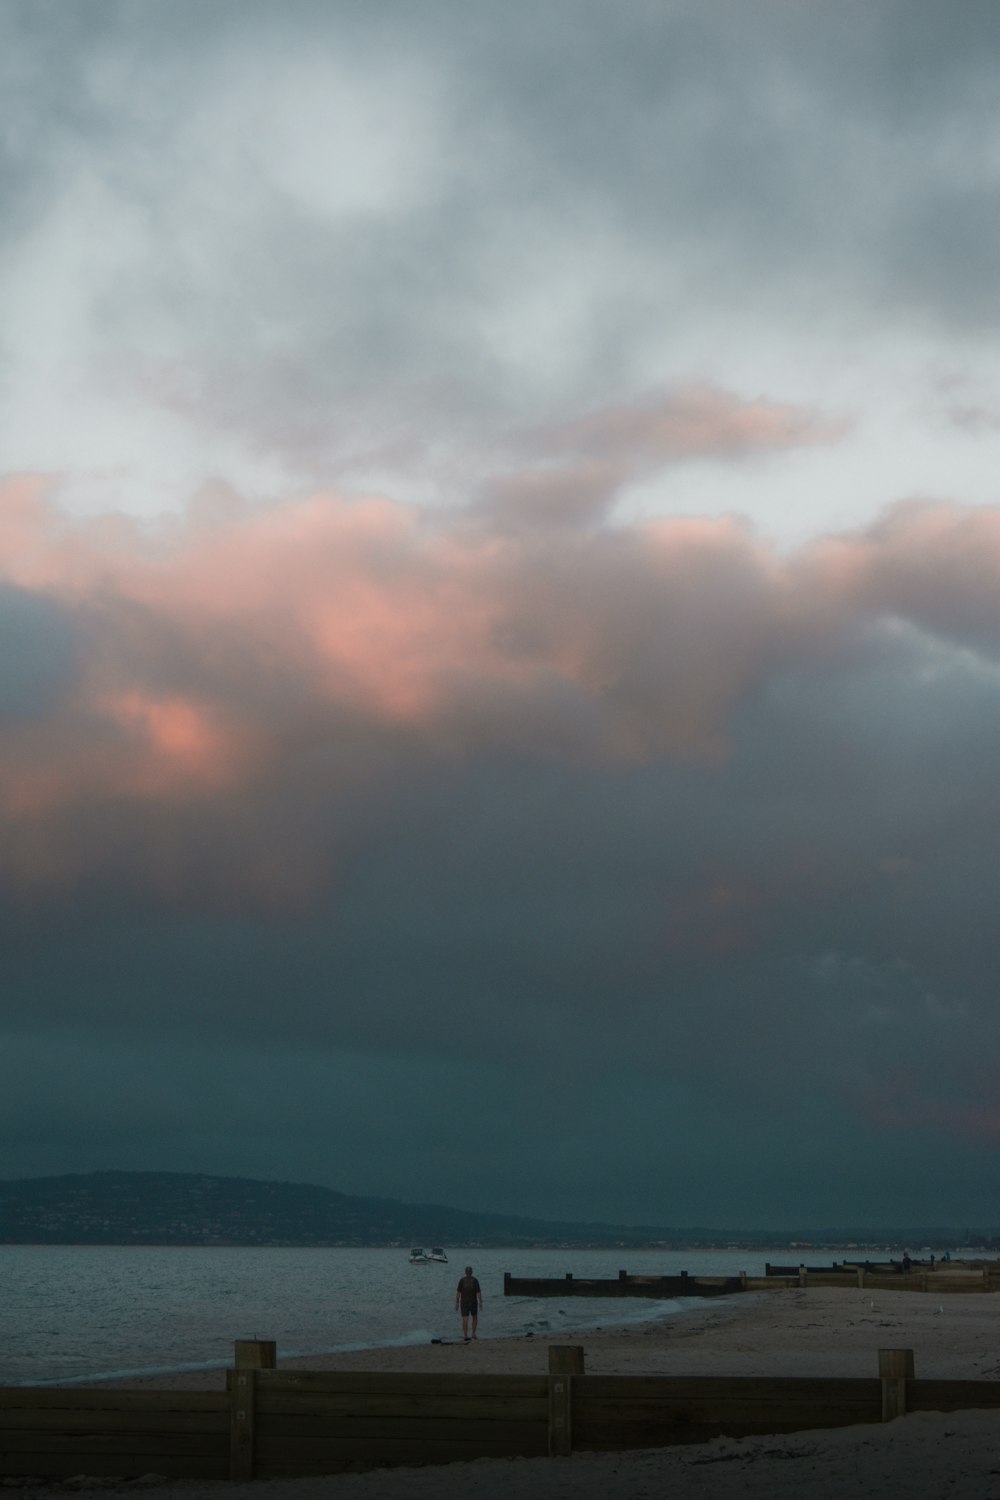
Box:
(455, 1265, 483, 1341)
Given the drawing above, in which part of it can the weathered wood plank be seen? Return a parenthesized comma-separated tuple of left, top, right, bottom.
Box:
(0, 1389, 224, 1412)
(0, 1432, 226, 1456)
(0, 1407, 226, 1433)
(256, 1391, 546, 1419)
(256, 1415, 546, 1444)
(575, 1375, 881, 1401)
(503, 1276, 741, 1299)
(573, 1393, 879, 1422)
(255, 1371, 546, 1396)
(909, 1379, 1000, 1411)
(797, 1275, 859, 1287)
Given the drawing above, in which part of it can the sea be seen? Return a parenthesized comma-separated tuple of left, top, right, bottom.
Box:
(0, 1243, 876, 1387)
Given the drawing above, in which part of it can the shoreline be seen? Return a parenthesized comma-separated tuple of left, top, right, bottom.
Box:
(9, 1288, 998, 1499)
(92, 1284, 1000, 1389)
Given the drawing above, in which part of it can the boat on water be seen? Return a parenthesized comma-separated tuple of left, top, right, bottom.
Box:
(430, 1247, 448, 1263)
(409, 1247, 431, 1264)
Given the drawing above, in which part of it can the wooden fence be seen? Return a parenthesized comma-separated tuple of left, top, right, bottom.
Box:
(0, 1386, 228, 1481)
(751, 1267, 1000, 1294)
(505, 1263, 1000, 1298)
(3, 1342, 1000, 1482)
(503, 1270, 742, 1299)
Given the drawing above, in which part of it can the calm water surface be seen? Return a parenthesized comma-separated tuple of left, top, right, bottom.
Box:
(0, 1245, 830, 1385)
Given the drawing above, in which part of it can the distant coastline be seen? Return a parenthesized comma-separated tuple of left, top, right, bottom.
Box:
(0, 1170, 994, 1252)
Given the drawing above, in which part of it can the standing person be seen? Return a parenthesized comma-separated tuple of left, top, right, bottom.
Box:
(455, 1265, 482, 1342)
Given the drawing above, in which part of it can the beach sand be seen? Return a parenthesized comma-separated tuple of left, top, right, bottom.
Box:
(19, 1288, 1000, 1498)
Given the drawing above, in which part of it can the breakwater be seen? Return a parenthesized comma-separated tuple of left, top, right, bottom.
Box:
(4, 1339, 1000, 1480)
(503, 1270, 742, 1299)
(504, 1260, 1000, 1298)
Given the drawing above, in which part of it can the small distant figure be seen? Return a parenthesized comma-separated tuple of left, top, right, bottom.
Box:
(456, 1265, 483, 1342)
(901, 1252, 912, 1274)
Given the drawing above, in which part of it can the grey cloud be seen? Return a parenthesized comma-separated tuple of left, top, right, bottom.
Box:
(0, 1003, 995, 1225)
(4, 617, 997, 1094)
(4, 1, 1000, 1227)
(4, 0, 1000, 503)
(0, 584, 77, 718)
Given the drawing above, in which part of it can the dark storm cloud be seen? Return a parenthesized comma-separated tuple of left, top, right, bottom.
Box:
(2, 477, 999, 1222)
(3, 2, 1000, 1227)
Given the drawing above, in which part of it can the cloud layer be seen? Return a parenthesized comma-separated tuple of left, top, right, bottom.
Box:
(3, 453, 1000, 1222)
(4, 0, 1000, 533)
(4, 1, 1000, 1226)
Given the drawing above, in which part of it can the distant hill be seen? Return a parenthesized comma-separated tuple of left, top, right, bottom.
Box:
(0, 1171, 680, 1247)
(0, 1172, 991, 1249)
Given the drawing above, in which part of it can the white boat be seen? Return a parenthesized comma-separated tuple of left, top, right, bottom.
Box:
(430, 1247, 448, 1263)
(409, 1247, 431, 1264)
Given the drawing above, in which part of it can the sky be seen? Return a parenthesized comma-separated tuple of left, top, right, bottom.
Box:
(2, 0, 1000, 1231)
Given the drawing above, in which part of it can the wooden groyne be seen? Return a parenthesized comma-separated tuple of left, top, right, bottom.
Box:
(3, 1340, 1000, 1481)
(505, 1260, 1000, 1298)
(759, 1260, 1000, 1293)
(503, 1269, 742, 1299)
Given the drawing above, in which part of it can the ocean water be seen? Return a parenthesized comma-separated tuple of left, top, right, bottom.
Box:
(0, 1244, 815, 1386)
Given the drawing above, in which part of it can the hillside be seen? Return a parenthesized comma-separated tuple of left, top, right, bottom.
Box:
(0, 1171, 679, 1247)
(0, 1172, 989, 1249)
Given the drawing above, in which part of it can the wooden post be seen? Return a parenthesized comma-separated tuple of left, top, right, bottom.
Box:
(879, 1348, 914, 1421)
(856, 1267, 865, 1288)
(230, 1367, 257, 1482)
(548, 1345, 585, 1457)
(229, 1340, 276, 1480)
(234, 1339, 276, 1369)
(798, 1264, 807, 1287)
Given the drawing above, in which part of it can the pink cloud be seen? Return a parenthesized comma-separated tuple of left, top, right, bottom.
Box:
(1, 472, 999, 907)
(97, 690, 259, 798)
(805, 500, 1000, 647)
(478, 384, 848, 531)
(533, 383, 848, 467)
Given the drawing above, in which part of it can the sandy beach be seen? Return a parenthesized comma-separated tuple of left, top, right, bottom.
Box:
(106, 1284, 1000, 1386)
(15, 1286, 988, 1499)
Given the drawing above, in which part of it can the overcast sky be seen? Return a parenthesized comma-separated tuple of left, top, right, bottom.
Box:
(3, 0, 1000, 1230)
